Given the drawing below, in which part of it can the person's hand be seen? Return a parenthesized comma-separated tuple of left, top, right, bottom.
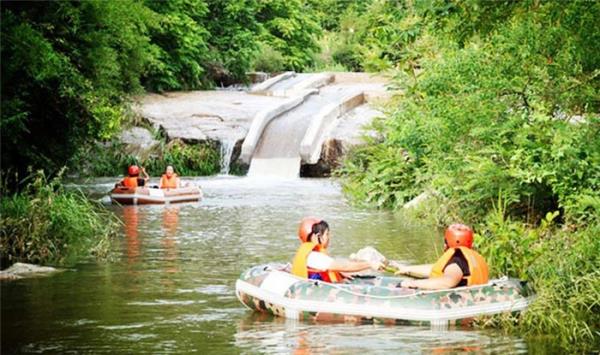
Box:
(398, 280, 418, 289)
(141, 167, 147, 173)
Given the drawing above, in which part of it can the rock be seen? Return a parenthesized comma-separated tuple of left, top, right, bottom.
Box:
(301, 105, 382, 177)
(118, 127, 160, 160)
(247, 72, 269, 84)
(134, 91, 288, 145)
(0, 262, 62, 280)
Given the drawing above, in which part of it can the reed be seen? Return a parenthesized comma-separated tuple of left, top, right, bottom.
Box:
(0, 170, 119, 267)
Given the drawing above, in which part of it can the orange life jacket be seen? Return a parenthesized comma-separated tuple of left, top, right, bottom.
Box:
(122, 176, 138, 188)
(430, 247, 489, 286)
(160, 174, 178, 189)
(291, 242, 343, 283)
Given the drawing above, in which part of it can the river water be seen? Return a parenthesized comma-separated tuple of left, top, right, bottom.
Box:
(2, 176, 533, 354)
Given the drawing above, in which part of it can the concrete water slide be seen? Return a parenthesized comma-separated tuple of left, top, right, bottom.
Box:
(134, 72, 388, 177)
(241, 72, 387, 178)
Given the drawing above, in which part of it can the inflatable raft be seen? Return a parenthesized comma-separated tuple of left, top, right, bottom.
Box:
(110, 186, 202, 205)
(236, 263, 534, 327)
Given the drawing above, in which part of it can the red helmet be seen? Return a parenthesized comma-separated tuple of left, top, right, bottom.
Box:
(298, 217, 320, 243)
(128, 165, 140, 176)
(444, 223, 474, 249)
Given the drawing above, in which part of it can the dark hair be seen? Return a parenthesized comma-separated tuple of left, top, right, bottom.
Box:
(307, 220, 329, 243)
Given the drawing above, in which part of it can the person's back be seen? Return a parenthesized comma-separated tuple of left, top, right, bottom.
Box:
(120, 165, 148, 188)
(396, 224, 489, 289)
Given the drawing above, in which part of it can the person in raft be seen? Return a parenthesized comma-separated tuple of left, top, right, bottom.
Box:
(395, 223, 489, 290)
(119, 165, 149, 188)
(159, 165, 181, 189)
(291, 217, 383, 283)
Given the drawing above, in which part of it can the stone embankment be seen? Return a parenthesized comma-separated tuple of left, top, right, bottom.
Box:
(124, 72, 390, 176)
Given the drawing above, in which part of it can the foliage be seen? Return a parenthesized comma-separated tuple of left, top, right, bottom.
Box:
(341, 1, 600, 225)
(338, 1, 600, 350)
(256, 0, 322, 71)
(311, 0, 423, 72)
(142, 0, 212, 91)
(1, 1, 155, 182)
(251, 42, 286, 73)
(144, 139, 220, 176)
(1, 0, 323, 181)
(71, 137, 220, 178)
(475, 207, 600, 352)
(0, 170, 119, 266)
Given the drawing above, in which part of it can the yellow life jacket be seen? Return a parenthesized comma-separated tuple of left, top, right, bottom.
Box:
(430, 247, 489, 286)
(291, 242, 342, 283)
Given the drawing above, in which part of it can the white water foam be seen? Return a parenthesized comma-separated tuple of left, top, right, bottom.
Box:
(219, 139, 236, 175)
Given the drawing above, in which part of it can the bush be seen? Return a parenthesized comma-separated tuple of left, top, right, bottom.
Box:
(71, 136, 220, 178)
(338, 2, 600, 351)
(252, 42, 286, 73)
(0, 170, 119, 267)
(475, 207, 600, 351)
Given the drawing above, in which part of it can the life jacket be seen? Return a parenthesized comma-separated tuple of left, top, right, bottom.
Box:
(123, 176, 138, 188)
(430, 247, 489, 286)
(291, 242, 343, 283)
(160, 174, 178, 189)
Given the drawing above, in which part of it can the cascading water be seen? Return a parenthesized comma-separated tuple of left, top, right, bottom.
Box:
(219, 139, 236, 175)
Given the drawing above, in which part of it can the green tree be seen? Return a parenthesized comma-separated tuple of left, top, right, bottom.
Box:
(1, 1, 155, 181)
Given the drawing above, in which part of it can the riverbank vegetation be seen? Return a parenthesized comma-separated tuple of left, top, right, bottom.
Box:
(71, 135, 221, 178)
(0, 171, 119, 268)
(335, 1, 599, 351)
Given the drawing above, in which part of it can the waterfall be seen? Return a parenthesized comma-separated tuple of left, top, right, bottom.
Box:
(219, 139, 236, 175)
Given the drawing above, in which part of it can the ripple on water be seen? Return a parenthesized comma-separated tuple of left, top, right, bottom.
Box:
(189, 284, 230, 295)
(127, 299, 203, 306)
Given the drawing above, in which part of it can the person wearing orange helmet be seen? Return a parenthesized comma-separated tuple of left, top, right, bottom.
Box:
(119, 165, 149, 188)
(395, 223, 489, 289)
(291, 217, 383, 283)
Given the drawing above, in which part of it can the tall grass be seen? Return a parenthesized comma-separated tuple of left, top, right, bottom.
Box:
(1, 170, 119, 267)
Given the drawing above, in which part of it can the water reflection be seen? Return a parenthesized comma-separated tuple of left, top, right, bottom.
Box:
(161, 206, 180, 276)
(235, 313, 529, 354)
(123, 206, 141, 267)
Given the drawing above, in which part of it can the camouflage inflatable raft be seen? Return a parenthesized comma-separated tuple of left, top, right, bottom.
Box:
(235, 263, 534, 327)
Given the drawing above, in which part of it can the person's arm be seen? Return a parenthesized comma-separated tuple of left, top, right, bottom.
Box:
(307, 252, 382, 273)
(394, 264, 434, 278)
(400, 263, 463, 290)
(329, 259, 382, 273)
(141, 167, 150, 182)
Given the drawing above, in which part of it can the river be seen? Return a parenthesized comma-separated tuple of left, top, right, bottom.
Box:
(2, 176, 533, 353)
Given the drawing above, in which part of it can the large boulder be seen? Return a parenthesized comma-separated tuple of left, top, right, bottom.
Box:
(118, 127, 160, 160)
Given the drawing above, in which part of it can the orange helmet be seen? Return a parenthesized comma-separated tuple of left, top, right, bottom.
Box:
(444, 223, 474, 249)
(298, 217, 320, 243)
(128, 165, 140, 176)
